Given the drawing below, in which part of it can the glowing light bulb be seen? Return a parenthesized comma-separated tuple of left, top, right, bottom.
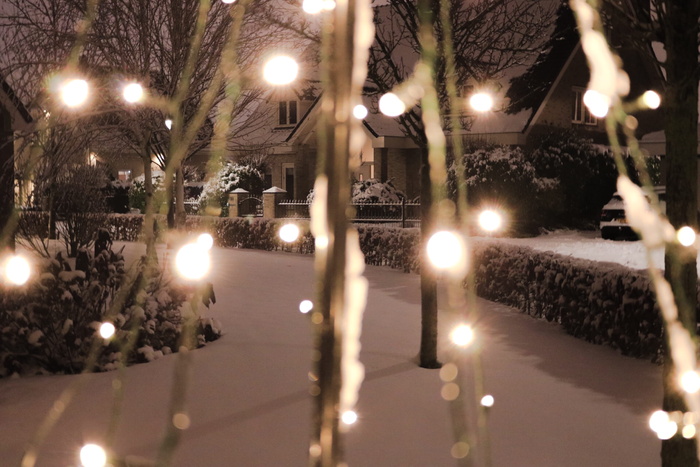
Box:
(4, 255, 31, 285)
(197, 233, 214, 250)
(279, 223, 300, 243)
(650, 410, 669, 432)
(303, 0, 323, 13)
(79, 444, 107, 467)
(426, 231, 465, 271)
(175, 243, 211, 280)
(451, 324, 474, 346)
(683, 424, 696, 439)
(60, 79, 89, 108)
(583, 90, 610, 118)
(353, 104, 368, 120)
(164, 119, 173, 130)
(122, 82, 144, 103)
(263, 56, 299, 86)
(681, 371, 700, 393)
(341, 410, 358, 425)
(469, 92, 493, 112)
(99, 322, 115, 339)
(379, 93, 406, 117)
(481, 395, 495, 407)
(299, 300, 313, 314)
(478, 209, 502, 233)
(642, 90, 661, 109)
(677, 226, 696, 247)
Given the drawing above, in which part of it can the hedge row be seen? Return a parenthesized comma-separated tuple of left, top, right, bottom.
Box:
(106, 214, 670, 360)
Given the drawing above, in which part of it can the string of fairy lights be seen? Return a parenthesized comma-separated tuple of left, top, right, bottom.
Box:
(2, 0, 700, 465)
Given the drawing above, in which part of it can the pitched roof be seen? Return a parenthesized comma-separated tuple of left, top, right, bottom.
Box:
(0, 78, 32, 129)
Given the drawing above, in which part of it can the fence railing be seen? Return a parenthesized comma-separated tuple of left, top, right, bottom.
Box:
(278, 199, 420, 228)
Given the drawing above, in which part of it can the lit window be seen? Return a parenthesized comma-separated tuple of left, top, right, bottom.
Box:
(572, 88, 597, 125)
(278, 100, 298, 126)
(118, 170, 131, 182)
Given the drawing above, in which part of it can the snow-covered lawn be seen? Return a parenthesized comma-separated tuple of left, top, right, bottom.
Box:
(0, 241, 662, 466)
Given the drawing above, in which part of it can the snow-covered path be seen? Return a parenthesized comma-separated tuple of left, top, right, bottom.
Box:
(0, 244, 662, 466)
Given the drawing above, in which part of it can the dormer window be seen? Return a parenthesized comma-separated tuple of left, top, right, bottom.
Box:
(572, 88, 597, 125)
(279, 100, 298, 126)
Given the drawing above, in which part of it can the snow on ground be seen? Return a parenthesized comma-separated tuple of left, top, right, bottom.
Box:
(0, 241, 663, 466)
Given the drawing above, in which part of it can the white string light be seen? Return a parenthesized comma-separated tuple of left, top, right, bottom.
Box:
(60, 78, 89, 108)
(279, 223, 301, 243)
(4, 254, 31, 286)
(79, 444, 107, 467)
(263, 56, 299, 86)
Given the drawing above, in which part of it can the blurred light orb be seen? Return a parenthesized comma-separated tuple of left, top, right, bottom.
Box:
(122, 82, 144, 103)
(99, 322, 115, 339)
(299, 299, 314, 314)
(322, 0, 336, 10)
(341, 410, 358, 425)
(4, 255, 31, 286)
(79, 444, 107, 467)
(480, 394, 495, 407)
(221, 0, 236, 3)
(451, 324, 474, 346)
(165, 118, 173, 130)
(478, 209, 503, 233)
(680, 370, 700, 394)
(279, 223, 301, 243)
(379, 93, 406, 117)
(642, 90, 661, 109)
(353, 104, 368, 120)
(263, 56, 299, 85)
(175, 243, 211, 280)
(302, 0, 323, 13)
(649, 410, 669, 432)
(677, 226, 696, 247)
(60, 79, 89, 108)
(583, 90, 610, 118)
(197, 233, 214, 250)
(427, 231, 465, 270)
(315, 235, 329, 249)
(469, 92, 493, 112)
(656, 421, 678, 440)
(683, 424, 697, 439)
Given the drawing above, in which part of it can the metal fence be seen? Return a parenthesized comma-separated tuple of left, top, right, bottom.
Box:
(278, 199, 420, 228)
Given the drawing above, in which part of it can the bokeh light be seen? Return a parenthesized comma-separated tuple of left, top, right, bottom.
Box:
(279, 223, 301, 243)
(341, 410, 358, 425)
(680, 370, 700, 394)
(197, 233, 214, 250)
(60, 78, 89, 108)
(379, 93, 406, 117)
(165, 118, 173, 130)
(263, 56, 299, 85)
(4, 255, 31, 286)
(450, 324, 474, 347)
(122, 82, 144, 103)
(426, 231, 465, 271)
(649, 410, 669, 432)
(583, 90, 610, 118)
(353, 104, 368, 120)
(302, 0, 323, 13)
(642, 90, 661, 109)
(222, 0, 236, 3)
(99, 322, 115, 339)
(481, 394, 495, 407)
(469, 92, 493, 112)
(299, 300, 314, 314)
(175, 243, 211, 280)
(79, 444, 107, 467)
(677, 226, 696, 247)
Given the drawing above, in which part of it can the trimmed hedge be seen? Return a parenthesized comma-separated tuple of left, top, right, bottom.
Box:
(105, 214, 673, 360)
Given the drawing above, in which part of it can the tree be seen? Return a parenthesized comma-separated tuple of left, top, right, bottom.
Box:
(365, 0, 552, 367)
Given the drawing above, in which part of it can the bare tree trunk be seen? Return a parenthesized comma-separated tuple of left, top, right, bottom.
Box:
(142, 147, 156, 259)
(175, 164, 186, 228)
(661, 0, 700, 465)
(0, 109, 15, 252)
(419, 145, 440, 368)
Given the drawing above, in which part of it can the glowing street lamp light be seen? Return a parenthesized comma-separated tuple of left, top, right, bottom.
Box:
(279, 223, 301, 243)
(263, 56, 299, 86)
(60, 78, 89, 108)
(426, 230, 466, 272)
(469, 92, 493, 113)
(478, 209, 503, 233)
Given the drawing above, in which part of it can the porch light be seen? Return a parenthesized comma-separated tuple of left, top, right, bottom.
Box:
(263, 56, 299, 86)
(60, 78, 89, 108)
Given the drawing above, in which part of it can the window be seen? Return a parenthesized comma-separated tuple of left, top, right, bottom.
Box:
(282, 163, 295, 197)
(572, 88, 597, 125)
(278, 100, 298, 126)
(118, 170, 131, 182)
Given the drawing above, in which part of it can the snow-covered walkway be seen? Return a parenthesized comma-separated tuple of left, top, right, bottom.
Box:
(0, 243, 662, 466)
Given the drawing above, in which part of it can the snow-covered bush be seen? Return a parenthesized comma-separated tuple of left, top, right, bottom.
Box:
(352, 179, 405, 203)
(197, 162, 264, 217)
(0, 244, 220, 376)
